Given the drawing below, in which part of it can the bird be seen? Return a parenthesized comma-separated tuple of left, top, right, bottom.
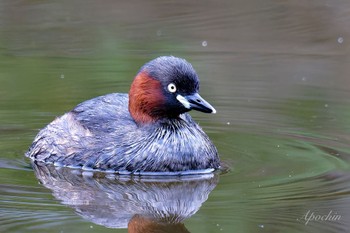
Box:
(26, 56, 220, 175)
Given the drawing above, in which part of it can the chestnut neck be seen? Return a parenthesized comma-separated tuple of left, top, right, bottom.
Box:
(128, 72, 166, 124)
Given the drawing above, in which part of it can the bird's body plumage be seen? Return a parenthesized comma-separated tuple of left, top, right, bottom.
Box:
(27, 93, 219, 173)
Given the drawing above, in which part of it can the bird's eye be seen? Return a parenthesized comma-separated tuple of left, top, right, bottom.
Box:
(167, 83, 177, 93)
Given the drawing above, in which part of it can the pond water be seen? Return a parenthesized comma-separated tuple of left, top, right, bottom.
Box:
(1, 0, 350, 232)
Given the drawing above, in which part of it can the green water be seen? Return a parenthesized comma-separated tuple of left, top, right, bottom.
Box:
(1, 1, 350, 232)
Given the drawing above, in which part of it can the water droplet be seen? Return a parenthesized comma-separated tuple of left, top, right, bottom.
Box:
(202, 41, 208, 47)
(258, 224, 264, 228)
(60, 74, 64, 79)
(324, 104, 329, 108)
(89, 225, 94, 229)
(338, 37, 344, 44)
(277, 144, 280, 148)
(226, 122, 230, 125)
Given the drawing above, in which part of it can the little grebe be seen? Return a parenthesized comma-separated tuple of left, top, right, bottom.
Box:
(26, 56, 220, 175)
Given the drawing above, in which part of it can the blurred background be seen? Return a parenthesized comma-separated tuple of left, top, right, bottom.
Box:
(1, 0, 350, 232)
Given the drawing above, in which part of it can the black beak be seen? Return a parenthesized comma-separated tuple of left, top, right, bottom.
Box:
(185, 93, 216, 114)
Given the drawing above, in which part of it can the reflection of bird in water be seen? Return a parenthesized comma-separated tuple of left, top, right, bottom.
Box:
(33, 162, 218, 232)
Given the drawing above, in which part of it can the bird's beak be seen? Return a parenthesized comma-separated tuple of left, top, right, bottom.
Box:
(176, 93, 216, 114)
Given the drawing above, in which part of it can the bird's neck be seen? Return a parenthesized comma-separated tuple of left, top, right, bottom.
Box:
(128, 72, 165, 124)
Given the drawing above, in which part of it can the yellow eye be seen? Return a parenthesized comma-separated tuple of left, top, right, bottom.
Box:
(167, 83, 177, 93)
